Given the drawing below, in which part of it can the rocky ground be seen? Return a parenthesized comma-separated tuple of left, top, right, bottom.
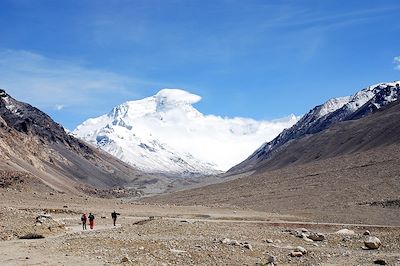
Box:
(1, 189, 400, 265)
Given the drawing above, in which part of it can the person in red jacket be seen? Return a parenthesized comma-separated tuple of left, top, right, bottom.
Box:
(88, 213, 95, 229)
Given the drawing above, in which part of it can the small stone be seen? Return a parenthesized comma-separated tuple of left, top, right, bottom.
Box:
(374, 259, 387, 265)
(267, 255, 276, 263)
(363, 230, 371, 236)
(308, 233, 326, 241)
(170, 249, 187, 254)
(290, 251, 303, 257)
(243, 243, 253, 251)
(364, 236, 381, 249)
(300, 228, 308, 233)
(336, 229, 355, 235)
(294, 246, 307, 255)
(121, 256, 130, 263)
(265, 239, 274, 244)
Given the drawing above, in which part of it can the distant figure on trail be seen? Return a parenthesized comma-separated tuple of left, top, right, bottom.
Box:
(88, 213, 95, 229)
(111, 210, 120, 226)
(81, 213, 87, 230)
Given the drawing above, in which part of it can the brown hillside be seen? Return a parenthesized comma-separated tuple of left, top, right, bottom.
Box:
(143, 101, 400, 225)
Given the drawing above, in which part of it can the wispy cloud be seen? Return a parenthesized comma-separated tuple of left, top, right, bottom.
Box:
(394, 56, 400, 70)
(55, 104, 65, 111)
(0, 49, 166, 114)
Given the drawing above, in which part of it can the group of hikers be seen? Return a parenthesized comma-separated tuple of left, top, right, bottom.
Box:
(80, 211, 120, 230)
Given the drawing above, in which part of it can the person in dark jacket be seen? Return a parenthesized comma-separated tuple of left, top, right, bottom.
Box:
(111, 210, 120, 226)
(81, 213, 87, 230)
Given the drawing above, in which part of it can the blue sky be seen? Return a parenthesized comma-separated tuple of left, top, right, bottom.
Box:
(0, 0, 399, 130)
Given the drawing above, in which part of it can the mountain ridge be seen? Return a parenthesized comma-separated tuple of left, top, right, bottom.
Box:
(229, 81, 400, 173)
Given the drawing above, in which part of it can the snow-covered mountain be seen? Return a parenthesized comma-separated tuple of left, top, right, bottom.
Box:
(229, 81, 400, 173)
(74, 89, 298, 176)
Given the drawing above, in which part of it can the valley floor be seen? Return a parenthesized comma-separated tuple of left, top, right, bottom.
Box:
(1, 189, 400, 265)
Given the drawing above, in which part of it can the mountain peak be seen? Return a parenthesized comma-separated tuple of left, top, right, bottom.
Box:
(74, 88, 298, 175)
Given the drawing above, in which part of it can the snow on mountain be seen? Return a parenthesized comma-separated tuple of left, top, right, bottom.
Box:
(74, 89, 298, 176)
(229, 81, 400, 173)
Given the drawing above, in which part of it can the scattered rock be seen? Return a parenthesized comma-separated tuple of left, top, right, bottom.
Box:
(294, 246, 307, 255)
(374, 259, 387, 265)
(300, 228, 308, 233)
(243, 243, 253, 251)
(364, 230, 371, 236)
(308, 233, 326, 241)
(265, 239, 274, 244)
(121, 256, 130, 263)
(336, 229, 355, 235)
(35, 213, 52, 224)
(220, 238, 240, 246)
(364, 236, 381, 250)
(170, 249, 187, 254)
(290, 251, 303, 257)
(267, 255, 276, 264)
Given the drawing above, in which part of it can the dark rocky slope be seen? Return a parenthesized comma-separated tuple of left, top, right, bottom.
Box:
(0, 89, 167, 195)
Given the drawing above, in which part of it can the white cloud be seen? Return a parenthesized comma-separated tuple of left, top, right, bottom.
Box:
(0, 49, 163, 113)
(394, 56, 400, 70)
(55, 104, 65, 111)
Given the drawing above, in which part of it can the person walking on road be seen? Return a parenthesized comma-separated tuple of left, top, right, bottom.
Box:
(111, 210, 120, 226)
(81, 213, 87, 230)
(88, 212, 95, 229)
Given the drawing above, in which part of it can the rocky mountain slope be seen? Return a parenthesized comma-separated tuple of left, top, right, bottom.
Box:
(74, 89, 297, 176)
(229, 81, 400, 173)
(0, 89, 167, 195)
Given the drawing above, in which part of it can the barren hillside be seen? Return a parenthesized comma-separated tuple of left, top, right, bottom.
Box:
(0, 90, 167, 195)
(143, 101, 400, 226)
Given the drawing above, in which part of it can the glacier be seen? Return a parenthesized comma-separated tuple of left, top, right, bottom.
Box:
(74, 89, 298, 176)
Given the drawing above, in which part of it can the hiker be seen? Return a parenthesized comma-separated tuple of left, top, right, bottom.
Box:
(88, 212, 95, 229)
(111, 210, 120, 226)
(81, 213, 87, 230)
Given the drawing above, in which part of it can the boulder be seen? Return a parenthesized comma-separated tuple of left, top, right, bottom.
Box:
(290, 251, 303, 257)
(308, 233, 326, 241)
(363, 230, 371, 236)
(220, 238, 240, 246)
(267, 255, 276, 263)
(294, 246, 307, 255)
(335, 229, 355, 235)
(364, 236, 381, 249)
(121, 256, 130, 263)
(243, 243, 253, 251)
